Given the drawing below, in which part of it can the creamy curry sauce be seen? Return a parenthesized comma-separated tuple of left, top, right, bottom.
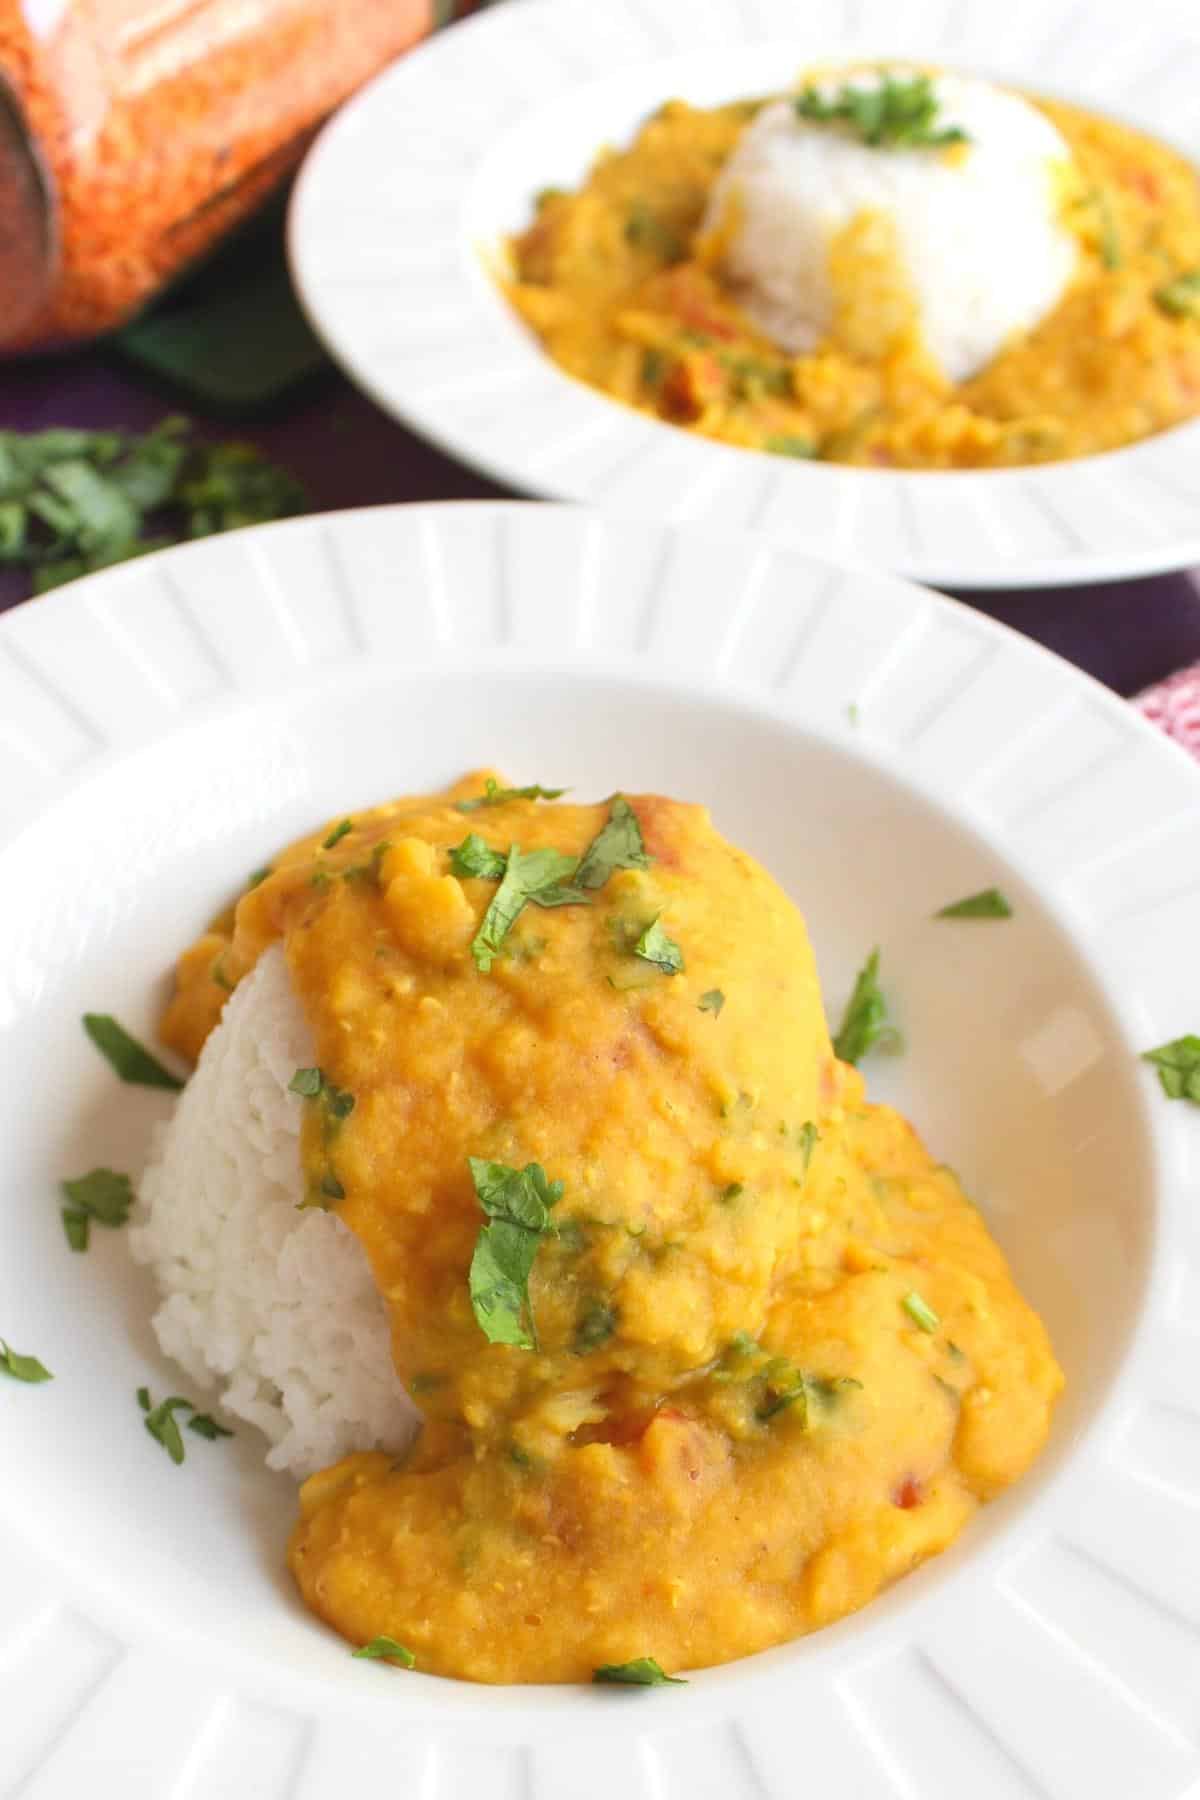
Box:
(163, 777, 1062, 1682)
(504, 95, 1200, 470)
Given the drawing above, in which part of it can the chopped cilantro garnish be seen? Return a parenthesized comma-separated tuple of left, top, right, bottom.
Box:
(0, 1340, 52, 1383)
(288, 1067, 354, 1118)
(1141, 1035, 1200, 1104)
(795, 73, 968, 149)
(902, 1291, 939, 1333)
(467, 1158, 562, 1350)
(352, 1637, 416, 1668)
(1155, 269, 1200, 319)
(832, 949, 896, 1065)
(142, 1394, 194, 1463)
(721, 1182, 744, 1202)
(83, 1015, 184, 1091)
(935, 887, 1013, 920)
(765, 434, 816, 459)
(247, 864, 272, 889)
(321, 818, 353, 850)
(576, 796, 652, 891)
(450, 834, 508, 881)
(456, 779, 567, 813)
(698, 989, 725, 1016)
(573, 1299, 618, 1354)
(593, 1657, 685, 1686)
(137, 1386, 150, 1411)
(798, 1122, 819, 1169)
(624, 204, 683, 260)
(641, 348, 667, 386)
(187, 1412, 233, 1440)
(60, 1168, 134, 1234)
(471, 844, 586, 972)
(634, 916, 684, 975)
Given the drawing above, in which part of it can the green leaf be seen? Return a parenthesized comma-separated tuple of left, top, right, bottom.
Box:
(83, 1015, 184, 1090)
(288, 1067, 354, 1118)
(832, 949, 897, 1065)
(62, 1208, 90, 1251)
(450, 834, 508, 881)
(765, 434, 816, 458)
(576, 796, 652, 891)
(288, 1067, 323, 1098)
(935, 887, 1013, 920)
(1155, 268, 1200, 319)
(593, 1657, 685, 1686)
(40, 459, 140, 558)
(902, 1290, 939, 1333)
(634, 916, 684, 975)
(471, 844, 583, 971)
(798, 1121, 819, 1169)
(137, 1386, 151, 1411)
(322, 819, 353, 850)
(795, 72, 968, 149)
(187, 1412, 233, 1440)
(352, 1637, 416, 1668)
(247, 864, 272, 889)
(0, 1339, 53, 1383)
(698, 989, 725, 1016)
(573, 1299, 618, 1353)
(1141, 1035, 1200, 1104)
(456, 779, 567, 812)
(624, 204, 683, 260)
(60, 1167, 134, 1228)
(143, 1393, 194, 1464)
(467, 1158, 562, 1349)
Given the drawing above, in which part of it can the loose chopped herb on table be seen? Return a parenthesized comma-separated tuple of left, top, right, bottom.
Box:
(794, 73, 969, 150)
(83, 1014, 184, 1090)
(1141, 1035, 1200, 1104)
(60, 1167, 134, 1250)
(0, 419, 307, 595)
(935, 887, 1013, 919)
(467, 1158, 562, 1349)
(1, 1339, 53, 1382)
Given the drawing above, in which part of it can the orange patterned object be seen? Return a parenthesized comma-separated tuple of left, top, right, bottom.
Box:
(0, 0, 438, 350)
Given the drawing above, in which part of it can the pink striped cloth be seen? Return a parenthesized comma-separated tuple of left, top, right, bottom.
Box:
(1136, 662, 1200, 761)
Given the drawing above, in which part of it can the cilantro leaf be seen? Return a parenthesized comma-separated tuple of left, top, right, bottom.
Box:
(798, 1121, 819, 1169)
(457, 779, 567, 813)
(795, 72, 968, 149)
(1142, 1035, 1200, 1104)
(576, 796, 652, 891)
(288, 1067, 354, 1118)
(902, 1291, 939, 1333)
(935, 887, 1013, 919)
(634, 916, 684, 975)
(832, 949, 897, 1065)
(60, 1167, 133, 1230)
(321, 819, 353, 850)
(450, 834, 508, 881)
(61, 1210, 90, 1252)
(765, 433, 816, 458)
(471, 844, 584, 971)
(593, 1658, 685, 1686)
(83, 1015, 184, 1090)
(187, 1412, 233, 1440)
(467, 1158, 562, 1349)
(1155, 269, 1200, 319)
(698, 989, 725, 1016)
(352, 1637, 416, 1668)
(0, 1339, 53, 1383)
(142, 1394, 194, 1463)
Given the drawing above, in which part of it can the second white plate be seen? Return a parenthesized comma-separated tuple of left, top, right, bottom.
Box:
(289, 0, 1200, 590)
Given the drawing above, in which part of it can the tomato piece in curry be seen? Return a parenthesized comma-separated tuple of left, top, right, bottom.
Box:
(163, 775, 1063, 1683)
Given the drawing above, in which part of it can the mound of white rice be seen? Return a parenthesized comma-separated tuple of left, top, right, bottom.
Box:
(130, 945, 419, 1478)
(704, 68, 1078, 382)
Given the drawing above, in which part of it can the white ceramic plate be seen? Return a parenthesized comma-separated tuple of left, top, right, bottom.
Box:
(1, 502, 1199, 1800)
(289, 0, 1200, 591)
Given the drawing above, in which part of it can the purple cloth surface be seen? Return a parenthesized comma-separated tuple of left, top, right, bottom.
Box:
(3, 349, 1200, 698)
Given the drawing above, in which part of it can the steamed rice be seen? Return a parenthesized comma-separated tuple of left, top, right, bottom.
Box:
(130, 945, 418, 1478)
(704, 69, 1078, 382)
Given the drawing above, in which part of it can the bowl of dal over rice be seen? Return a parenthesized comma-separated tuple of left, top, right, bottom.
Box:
(289, 0, 1200, 584)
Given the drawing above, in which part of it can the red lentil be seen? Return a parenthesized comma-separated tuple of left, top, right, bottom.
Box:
(0, 0, 438, 349)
